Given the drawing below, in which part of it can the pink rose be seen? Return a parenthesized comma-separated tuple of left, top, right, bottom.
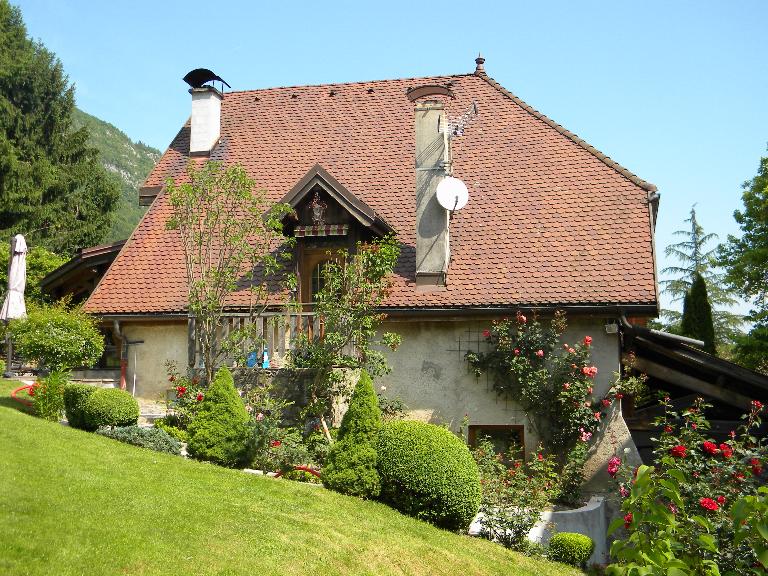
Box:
(535, 349, 544, 358)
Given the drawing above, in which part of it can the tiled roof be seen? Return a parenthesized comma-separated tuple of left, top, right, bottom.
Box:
(84, 69, 658, 315)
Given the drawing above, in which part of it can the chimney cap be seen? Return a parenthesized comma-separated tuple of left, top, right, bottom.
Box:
(474, 54, 486, 75)
(183, 68, 231, 89)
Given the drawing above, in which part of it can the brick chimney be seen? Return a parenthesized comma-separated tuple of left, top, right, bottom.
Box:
(414, 99, 451, 288)
(189, 85, 222, 155)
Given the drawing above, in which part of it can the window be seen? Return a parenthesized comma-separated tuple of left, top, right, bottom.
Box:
(468, 425, 525, 463)
(310, 260, 331, 302)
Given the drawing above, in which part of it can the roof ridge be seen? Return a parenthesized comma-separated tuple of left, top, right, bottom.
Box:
(222, 72, 476, 96)
(476, 73, 657, 192)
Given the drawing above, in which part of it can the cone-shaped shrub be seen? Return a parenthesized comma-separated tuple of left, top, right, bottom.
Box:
(187, 367, 250, 467)
(322, 370, 382, 498)
(680, 272, 716, 354)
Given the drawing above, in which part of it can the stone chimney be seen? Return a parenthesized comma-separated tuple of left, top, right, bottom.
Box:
(189, 85, 222, 155)
(414, 99, 451, 288)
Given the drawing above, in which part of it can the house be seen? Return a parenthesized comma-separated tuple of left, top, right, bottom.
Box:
(83, 56, 660, 489)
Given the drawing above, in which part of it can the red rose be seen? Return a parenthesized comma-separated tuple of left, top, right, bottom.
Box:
(482, 329, 491, 338)
(535, 349, 544, 358)
(664, 425, 673, 433)
(584, 336, 593, 347)
(615, 393, 624, 400)
(752, 400, 763, 412)
(196, 393, 204, 402)
(623, 512, 633, 529)
(176, 386, 186, 397)
(602, 398, 611, 407)
(670, 445, 687, 458)
(716, 496, 726, 505)
(699, 497, 719, 511)
(537, 453, 544, 461)
(563, 382, 571, 390)
(607, 456, 621, 478)
(719, 443, 733, 458)
(516, 312, 527, 324)
(514, 349, 520, 356)
(594, 411, 602, 421)
(270, 440, 282, 448)
(729, 430, 736, 439)
(702, 441, 719, 456)
(733, 471, 746, 480)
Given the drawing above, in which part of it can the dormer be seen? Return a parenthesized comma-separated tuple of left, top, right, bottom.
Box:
(278, 164, 393, 306)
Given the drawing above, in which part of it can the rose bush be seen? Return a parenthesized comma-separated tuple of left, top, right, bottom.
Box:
(606, 397, 767, 575)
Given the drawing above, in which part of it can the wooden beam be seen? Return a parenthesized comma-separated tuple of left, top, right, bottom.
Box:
(629, 357, 753, 411)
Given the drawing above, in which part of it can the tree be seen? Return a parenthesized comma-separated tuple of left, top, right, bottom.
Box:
(660, 206, 743, 350)
(289, 235, 401, 442)
(165, 161, 293, 385)
(718, 153, 768, 373)
(680, 273, 716, 354)
(0, 1, 119, 255)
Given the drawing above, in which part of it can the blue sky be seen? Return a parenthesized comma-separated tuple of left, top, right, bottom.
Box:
(15, 0, 768, 315)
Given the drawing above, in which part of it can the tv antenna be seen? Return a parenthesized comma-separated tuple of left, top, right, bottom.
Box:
(447, 100, 479, 138)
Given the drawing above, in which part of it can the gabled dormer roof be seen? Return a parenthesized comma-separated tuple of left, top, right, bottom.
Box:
(279, 164, 393, 236)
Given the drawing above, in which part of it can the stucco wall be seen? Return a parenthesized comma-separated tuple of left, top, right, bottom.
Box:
(121, 321, 188, 402)
(377, 316, 640, 490)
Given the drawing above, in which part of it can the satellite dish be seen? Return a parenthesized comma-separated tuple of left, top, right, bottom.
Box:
(436, 177, 469, 211)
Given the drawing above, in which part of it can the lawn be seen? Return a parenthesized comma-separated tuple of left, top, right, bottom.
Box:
(0, 379, 581, 576)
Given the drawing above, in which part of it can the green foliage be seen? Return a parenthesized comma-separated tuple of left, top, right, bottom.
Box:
(0, 1, 119, 254)
(63, 382, 96, 429)
(473, 439, 558, 551)
(680, 273, 716, 354)
(165, 161, 293, 385)
(96, 425, 181, 455)
(32, 369, 67, 421)
(163, 360, 205, 429)
(607, 397, 767, 575)
(719, 153, 768, 373)
(154, 418, 189, 443)
(9, 303, 104, 371)
(0, 244, 65, 306)
(730, 486, 768, 572)
(70, 108, 160, 242)
(289, 236, 401, 427)
(556, 441, 590, 507)
(661, 206, 744, 349)
(83, 388, 139, 431)
(376, 420, 481, 531)
(548, 533, 594, 568)
(323, 370, 382, 498)
(187, 367, 250, 467)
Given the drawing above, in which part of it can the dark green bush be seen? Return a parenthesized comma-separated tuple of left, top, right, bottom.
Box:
(323, 370, 382, 498)
(187, 367, 250, 467)
(83, 388, 140, 431)
(548, 532, 594, 567)
(376, 420, 481, 531)
(96, 425, 181, 455)
(63, 383, 97, 429)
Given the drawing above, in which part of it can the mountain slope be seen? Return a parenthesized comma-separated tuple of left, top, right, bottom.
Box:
(72, 108, 161, 242)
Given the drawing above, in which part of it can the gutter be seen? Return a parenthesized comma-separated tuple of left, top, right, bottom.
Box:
(620, 315, 704, 348)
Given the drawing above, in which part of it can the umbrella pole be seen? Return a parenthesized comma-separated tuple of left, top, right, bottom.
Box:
(4, 327, 12, 378)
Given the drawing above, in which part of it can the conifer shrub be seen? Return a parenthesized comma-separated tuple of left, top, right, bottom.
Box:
(83, 388, 140, 431)
(96, 425, 181, 455)
(187, 366, 250, 467)
(376, 420, 481, 531)
(547, 532, 594, 567)
(63, 383, 97, 429)
(322, 370, 382, 498)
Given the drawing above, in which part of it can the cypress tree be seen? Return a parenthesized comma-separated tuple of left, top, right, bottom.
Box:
(680, 273, 716, 354)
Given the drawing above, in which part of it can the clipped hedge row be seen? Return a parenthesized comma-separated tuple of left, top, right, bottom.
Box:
(63, 383, 97, 429)
(548, 532, 594, 567)
(83, 388, 139, 431)
(376, 420, 481, 531)
(96, 425, 181, 455)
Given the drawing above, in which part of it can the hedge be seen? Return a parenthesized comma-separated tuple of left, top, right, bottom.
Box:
(83, 388, 140, 431)
(547, 532, 594, 567)
(376, 420, 481, 531)
(63, 383, 97, 430)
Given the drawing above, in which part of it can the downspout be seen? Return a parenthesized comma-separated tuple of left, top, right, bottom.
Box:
(647, 191, 662, 318)
(113, 320, 127, 390)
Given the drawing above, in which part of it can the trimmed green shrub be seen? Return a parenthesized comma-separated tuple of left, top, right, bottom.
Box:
(33, 369, 68, 421)
(96, 425, 181, 455)
(187, 367, 250, 467)
(376, 420, 481, 531)
(8, 303, 104, 371)
(323, 370, 382, 498)
(547, 532, 594, 567)
(154, 418, 189, 443)
(63, 383, 97, 429)
(83, 388, 139, 431)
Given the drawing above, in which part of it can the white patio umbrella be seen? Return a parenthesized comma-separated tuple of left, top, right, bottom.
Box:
(1, 234, 28, 376)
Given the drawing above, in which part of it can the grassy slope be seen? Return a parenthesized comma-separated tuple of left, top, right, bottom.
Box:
(71, 108, 161, 242)
(0, 380, 580, 576)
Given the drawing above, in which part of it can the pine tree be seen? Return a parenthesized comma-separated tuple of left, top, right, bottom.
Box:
(680, 273, 716, 354)
(0, 1, 118, 255)
(660, 206, 743, 349)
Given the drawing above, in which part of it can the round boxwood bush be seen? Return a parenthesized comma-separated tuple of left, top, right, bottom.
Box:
(187, 366, 250, 468)
(83, 388, 140, 431)
(63, 382, 97, 430)
(376, 420, 481, 531)
(323, 370, 382, 498)
(548, 532, 595, 567)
